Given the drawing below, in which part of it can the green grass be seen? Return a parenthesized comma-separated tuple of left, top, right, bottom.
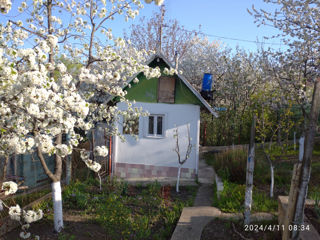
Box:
(212, 181, 278, 213)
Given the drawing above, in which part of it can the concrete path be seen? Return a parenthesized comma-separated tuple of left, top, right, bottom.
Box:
(170, 207, 221, 240)
(197, 151, 215, 184)
(171, 150, 219, 240)
(193, 151, 215, 206)
(171, 147, 277, 240)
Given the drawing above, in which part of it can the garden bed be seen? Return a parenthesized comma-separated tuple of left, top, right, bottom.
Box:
(3, 178, 198, 240)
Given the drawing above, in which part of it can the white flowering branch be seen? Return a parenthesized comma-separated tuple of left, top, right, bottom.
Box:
(80, 146, 109, 190)
(0, 181, 42, 240)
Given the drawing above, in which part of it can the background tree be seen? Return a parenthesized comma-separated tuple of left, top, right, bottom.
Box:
(250, 1, 320, 239)
(124, 5, 200, 62)
(254, 84, 297, 198)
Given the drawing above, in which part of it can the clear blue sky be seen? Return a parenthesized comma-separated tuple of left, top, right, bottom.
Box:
(108, 0, 286, 52)
(2, 0, 286, 52)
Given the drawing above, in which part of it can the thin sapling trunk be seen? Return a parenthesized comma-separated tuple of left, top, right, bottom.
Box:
(244, 114, 256, 225)
(174, 125, 192, 193)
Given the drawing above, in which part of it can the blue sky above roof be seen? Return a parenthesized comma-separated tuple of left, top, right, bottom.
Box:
(1, 0, 287, 52)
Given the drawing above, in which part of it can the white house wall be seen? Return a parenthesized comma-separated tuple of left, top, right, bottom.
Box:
(114, 102, 200, 179)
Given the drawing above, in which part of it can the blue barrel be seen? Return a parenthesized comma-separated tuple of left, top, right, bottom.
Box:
(201, 73, 213, 92)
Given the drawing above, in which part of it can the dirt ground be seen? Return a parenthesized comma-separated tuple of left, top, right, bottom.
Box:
(201, 218, 281, 240)
(305, 206, 320, 235)
(2, 212, 107, 240)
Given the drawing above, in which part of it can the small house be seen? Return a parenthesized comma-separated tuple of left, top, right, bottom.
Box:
(112, 53, 217, 180)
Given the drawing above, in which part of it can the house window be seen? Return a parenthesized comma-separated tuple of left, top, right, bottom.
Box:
(123, 116, 139, 135)
(158, 76, 175, 103)
(148, 115, 164, 137)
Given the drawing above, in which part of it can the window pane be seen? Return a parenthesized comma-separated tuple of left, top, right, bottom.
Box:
(148, 116, 154, 134)
(157, 116, 163, 135)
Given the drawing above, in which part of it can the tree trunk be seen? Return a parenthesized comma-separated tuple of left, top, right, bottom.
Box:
(282, 163, 302, 240)
(263, 150, 274, 198)
(36, 134, 64, 232)
(277, 111, 281, 145)
(293, 132, 296, 151)
(1, 155, 9, 182)
(270, 165, 274, 198)
(244, 114, 256, 225)
(52, 181, 63, 232)
(176, 165, 182, 193)
(66, 156, 72, 185)
(299, 136, 305, 161)
(291, 78, 320, 240)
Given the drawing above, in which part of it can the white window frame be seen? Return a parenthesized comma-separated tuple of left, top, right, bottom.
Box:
(146, 114, 165, 138)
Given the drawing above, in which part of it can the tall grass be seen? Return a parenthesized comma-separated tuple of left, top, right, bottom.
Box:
(206, 147, 278, 213)
(205, 147, 248, 184)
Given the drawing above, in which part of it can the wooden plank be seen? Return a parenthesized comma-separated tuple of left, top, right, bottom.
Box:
(158, 76, 175, 103)
(282, 163, 301, 240)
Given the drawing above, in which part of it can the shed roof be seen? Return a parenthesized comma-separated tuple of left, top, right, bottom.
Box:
(108, 52, 218, 117)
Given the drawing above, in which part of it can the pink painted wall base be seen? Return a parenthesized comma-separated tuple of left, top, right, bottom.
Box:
(115, 162, 196, 179)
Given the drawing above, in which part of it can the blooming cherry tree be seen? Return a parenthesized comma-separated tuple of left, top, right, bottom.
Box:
(0, 0, 163, 234)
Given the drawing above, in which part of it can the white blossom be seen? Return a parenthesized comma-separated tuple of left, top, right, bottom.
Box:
(154, 0, 164, 6)
(21, 224, 30, 231)
(55, 144, 71, 157)
(9, 205, 21, 221)
(19, 232, 31, 239)
(94, 146, 108, 157)
(23, 209, 43, 224)
(83, 159, 101, 172)
(47, 35, 58, 48)
(2, 181, 18, 195)
(0, 0, 11, 14)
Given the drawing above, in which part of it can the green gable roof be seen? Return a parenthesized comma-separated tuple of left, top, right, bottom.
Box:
(108, 53, 217, 117)
(124, 57, 202, 106)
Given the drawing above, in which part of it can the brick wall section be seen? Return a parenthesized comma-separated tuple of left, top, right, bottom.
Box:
(115, 162, 196, 179)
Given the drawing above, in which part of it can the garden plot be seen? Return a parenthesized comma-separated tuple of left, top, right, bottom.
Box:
(205, 144, 320, 214)
(203, 144, 320, 239)
(3, 178, 197, 240)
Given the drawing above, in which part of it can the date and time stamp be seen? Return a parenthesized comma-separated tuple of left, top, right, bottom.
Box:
(244, 224, 311, 232)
